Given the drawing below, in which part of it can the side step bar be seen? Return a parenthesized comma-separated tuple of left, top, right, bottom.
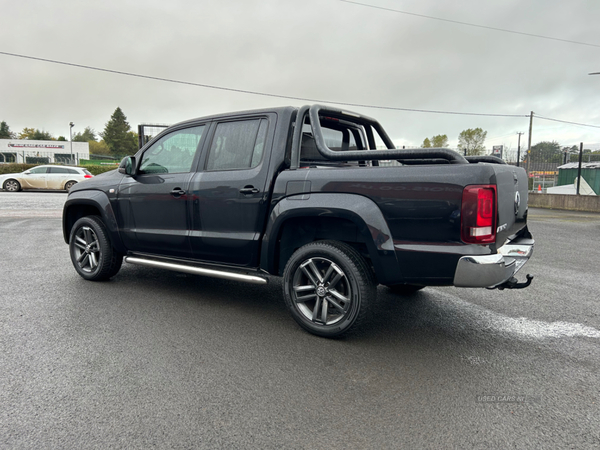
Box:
(124, 256, 268, 285)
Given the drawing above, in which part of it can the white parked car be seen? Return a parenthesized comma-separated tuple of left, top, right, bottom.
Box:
(0, 165, 93, 192)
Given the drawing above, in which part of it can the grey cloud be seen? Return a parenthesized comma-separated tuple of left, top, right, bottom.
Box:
(1, 0, 599, 149)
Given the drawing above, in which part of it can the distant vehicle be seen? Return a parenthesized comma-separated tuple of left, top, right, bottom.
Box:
(0, 165, 93, 192)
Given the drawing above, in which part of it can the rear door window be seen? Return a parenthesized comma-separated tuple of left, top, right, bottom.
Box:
(29, 167, 49, 174)
(48, 167, 71, 174)
(205, 119, 268, 171)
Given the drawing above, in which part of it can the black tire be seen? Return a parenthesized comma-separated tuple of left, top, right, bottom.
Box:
(386, 284, 425, 295)
(64, 180, 77, 192)
(3, 179, 21, 192)
(283, 240, 376, 338)
(69, 215, 123, 281)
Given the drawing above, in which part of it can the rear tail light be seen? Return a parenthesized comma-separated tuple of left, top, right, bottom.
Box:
(461, 185, 497, 244)
(84, 174, 93, 179)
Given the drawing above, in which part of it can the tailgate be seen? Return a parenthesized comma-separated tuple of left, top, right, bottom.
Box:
(494, 165, 530, 246)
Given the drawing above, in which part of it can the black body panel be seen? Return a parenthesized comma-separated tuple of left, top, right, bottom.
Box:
(63, 105, 531, 288)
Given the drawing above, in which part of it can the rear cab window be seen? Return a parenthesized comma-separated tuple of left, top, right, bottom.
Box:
(205, 119, 268, 171)
(300, 117, 368, 168)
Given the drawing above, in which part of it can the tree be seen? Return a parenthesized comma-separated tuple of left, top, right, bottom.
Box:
(529, 141, 561, 163)
(562, 145, 579, 155)
(19, 128, 35, 139)
(0, 121, 15, 139)
(431, 134, 449, 148)
(89, 140, 112, 155)
(100, 107, 138, 155)
(127, 131, 138, 151)
(18, 127, 55, 140)
(73, 126, 98, 142)
(458, 128, 487, 156)
(422, 134, 448, 148)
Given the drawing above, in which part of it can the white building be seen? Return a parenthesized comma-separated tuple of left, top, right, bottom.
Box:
(0, 139, 90, 164)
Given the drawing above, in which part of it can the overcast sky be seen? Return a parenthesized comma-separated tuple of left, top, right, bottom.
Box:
(1, 0, 600, 156)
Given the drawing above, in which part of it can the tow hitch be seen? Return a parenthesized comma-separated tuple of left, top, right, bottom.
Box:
(489, 274, 534, 290)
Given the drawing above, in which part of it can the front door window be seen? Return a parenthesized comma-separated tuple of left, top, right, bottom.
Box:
(139, 126, 205, 174)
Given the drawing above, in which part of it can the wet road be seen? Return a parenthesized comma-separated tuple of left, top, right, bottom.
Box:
(1, 193, 599, 448)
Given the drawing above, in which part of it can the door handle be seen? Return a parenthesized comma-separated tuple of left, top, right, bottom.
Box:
(170, 188, 186, 197)
(239, 186, 259, 195)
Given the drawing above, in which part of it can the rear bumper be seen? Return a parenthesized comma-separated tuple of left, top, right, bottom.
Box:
(453, 237, 534, 288)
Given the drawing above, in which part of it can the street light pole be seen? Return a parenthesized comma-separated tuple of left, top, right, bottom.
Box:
(69, 122, 75, 165)
(516, 132, 524, 167)
(526, 112, 533, 176)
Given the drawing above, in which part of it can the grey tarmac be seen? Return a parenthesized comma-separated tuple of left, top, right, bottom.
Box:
(1, 191, 599, 449)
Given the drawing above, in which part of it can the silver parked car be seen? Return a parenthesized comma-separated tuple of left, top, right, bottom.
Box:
(0, 165, 93, 192)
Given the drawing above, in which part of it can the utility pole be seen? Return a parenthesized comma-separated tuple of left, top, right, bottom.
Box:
(526, 112, 534, 176)
(69, 122, 75, 165)
(576, 142, 583, 195)
(516, 132, 524, 167)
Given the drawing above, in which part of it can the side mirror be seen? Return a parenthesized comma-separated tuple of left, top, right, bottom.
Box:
(118, 156, 136, 176)
(23, 170, 31, 175)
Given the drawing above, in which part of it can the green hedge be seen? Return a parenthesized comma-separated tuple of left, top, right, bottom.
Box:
(83, 165, 119, 175)
(80, 159, 120, 166)
(0, 163, 36, 175)
(0, 163, 117, 176)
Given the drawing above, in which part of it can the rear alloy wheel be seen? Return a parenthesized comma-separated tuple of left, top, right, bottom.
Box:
(64, 181, 77, 191)
(3, 179, 21, 192)
(283, 240, 376, 338)
(69, 216, 122, 281)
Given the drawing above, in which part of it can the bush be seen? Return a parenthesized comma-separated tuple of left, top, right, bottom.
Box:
(0, 163, 38, 175)
(0, 163, 117, 176)
(84, 165, 119, 176)
(80, 159, 120, 166)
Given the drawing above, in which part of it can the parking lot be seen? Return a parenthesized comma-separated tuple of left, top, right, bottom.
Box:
(1, 192, 600, 449)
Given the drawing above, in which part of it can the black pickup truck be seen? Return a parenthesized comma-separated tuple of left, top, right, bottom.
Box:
(63, 104, 534, 337)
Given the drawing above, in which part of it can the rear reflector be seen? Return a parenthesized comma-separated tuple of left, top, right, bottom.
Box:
(461, 185, 497, 244)
(84, 175, 93, 178)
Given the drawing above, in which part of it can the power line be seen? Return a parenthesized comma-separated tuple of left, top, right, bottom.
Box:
(487, 131, 522, 142)
(0, 50, 527, 119)
(536, 115, 600, 129)
(339, 0, 600, 49)
(2, 51, 599, 129)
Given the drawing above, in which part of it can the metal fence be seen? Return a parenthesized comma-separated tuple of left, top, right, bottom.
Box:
(483, 143, 600, 193)
(138, 124, 169, 149)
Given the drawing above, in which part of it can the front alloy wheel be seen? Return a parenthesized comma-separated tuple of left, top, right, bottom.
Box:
(72, 226, 101, 273)
(283, 241, 376, 338)
(69, 216, 122, 281)
(3, 179, 21, 192)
